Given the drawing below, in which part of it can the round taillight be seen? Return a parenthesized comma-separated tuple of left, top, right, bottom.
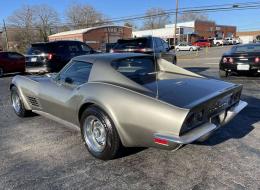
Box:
(223, 57, 228, 63)
(255, 57, 260, 63)
(47, 53, 53, 60)
(229, 57, 234, 63)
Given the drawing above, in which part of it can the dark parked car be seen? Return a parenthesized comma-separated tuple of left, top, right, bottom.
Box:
(110, 37, 177, 64)
(219, 43, 260, 77)
(25, 40, 96, 73)
(192, 39, 211, 47)
(0, 52, 25, 77)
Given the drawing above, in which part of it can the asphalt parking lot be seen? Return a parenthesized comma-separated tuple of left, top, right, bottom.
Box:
(0, 46, 259, 190)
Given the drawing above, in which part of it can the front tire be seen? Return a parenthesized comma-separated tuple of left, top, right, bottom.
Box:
(189, 48, 193, 51)
(219, 69, 228, 77)
(11, 86, 31, 117)
(80, 106, 121, 160)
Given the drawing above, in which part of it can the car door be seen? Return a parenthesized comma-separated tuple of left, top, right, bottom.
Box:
(159, 38, 174, 63)
(38, 60, 92, 123)
(183, 43, 189, 51)
(8, 52, 25, 72)
(6, 52, 20, 73)
(0, 53, 9, 72)
(178, 43, 183, 51)
(54, 42, 82, 71)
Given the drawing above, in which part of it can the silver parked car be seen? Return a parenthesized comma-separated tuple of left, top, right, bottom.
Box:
(10, 53, 247, 160)
(175, 42, 200, 51)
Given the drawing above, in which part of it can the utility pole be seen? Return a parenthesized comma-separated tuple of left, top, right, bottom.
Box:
(174, 0, 179, 46)
(3, 19, 9, 50)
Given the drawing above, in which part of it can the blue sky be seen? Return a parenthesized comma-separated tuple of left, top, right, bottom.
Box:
(0, 0, 260, 31)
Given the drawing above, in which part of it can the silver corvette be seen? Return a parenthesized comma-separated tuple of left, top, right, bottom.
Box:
(10, 53, 247, 160)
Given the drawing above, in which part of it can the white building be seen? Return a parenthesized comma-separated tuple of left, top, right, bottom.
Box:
(132, 20, 236, 45)
(133, 21, 195, 45)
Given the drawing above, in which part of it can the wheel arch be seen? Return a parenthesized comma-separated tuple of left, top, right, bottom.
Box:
(78, 100, 127, 146)
(10, 81, 32, 111)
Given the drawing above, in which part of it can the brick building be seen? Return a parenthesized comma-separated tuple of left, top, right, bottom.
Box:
(133, 20, 236, 45)
(48, 25, 132, 51)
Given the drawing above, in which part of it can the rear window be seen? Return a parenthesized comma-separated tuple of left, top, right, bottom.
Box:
(232, 44, 260, 53)
(114, 38, 149, 49)
(111, 57, 156, 85)
(27, 44, 52, 55)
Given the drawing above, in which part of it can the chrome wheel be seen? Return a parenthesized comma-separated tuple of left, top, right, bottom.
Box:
(11, 91, 21, 113)
(0, 68, 3, 77)
(83, 115, 107, 153)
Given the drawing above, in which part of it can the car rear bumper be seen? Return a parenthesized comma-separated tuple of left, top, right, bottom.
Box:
(153, 100, 247, 148)
(220, 62, 260, 71)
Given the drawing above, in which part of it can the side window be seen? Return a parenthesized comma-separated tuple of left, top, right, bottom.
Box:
(80, 43, 92, 53)
(8, 52, 24, 59)
(56, 44, 69, 54)
(0, 52, 8, 59)
(162, 40, 170, 51)
(68, 43, 81, 53)
(58, 61, 92, 85)
(155, 38, 163, 51)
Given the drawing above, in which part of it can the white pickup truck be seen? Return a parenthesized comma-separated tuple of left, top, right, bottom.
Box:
(212, 37, 225, 46)
(225, 37, 236, 45)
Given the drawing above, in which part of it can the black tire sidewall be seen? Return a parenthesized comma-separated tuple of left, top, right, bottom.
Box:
(80, 106, 121, 160)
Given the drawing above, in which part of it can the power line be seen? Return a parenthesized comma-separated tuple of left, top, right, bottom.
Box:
(2, 2, 260, 30)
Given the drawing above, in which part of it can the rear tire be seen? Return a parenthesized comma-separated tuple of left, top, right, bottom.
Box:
(80, 106, 121, 160)
(0, 67, 4, 77)
(11, 86, 31, 117)
(176, 48, 180, 51)
(219, 70, 227, 77)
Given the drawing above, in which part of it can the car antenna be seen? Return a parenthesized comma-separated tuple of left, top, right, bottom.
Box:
(151, 34, 159, 99)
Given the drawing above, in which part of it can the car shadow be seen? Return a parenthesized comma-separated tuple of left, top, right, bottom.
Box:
(184, 67, 210, 73)
(195, 94, 259, 146)
(229, 71, 260, 78)
(116, 147, 147, 159)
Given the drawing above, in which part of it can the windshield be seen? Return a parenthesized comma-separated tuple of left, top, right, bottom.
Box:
(113, 38, 149, 49)
(232, 44, 260, 53)
(27, 44, 52, 55)
(111, 57, 156, 85)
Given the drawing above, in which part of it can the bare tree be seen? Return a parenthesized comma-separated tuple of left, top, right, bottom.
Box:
(178, 12, 209, 22)
(34, 5, 59, 42)
(7, 5, 38, 51)
(66, 3, 108, 29)
(123, 20, 138, 30)
(7, 4, 59, 52)
(142, 8, 170, 29)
